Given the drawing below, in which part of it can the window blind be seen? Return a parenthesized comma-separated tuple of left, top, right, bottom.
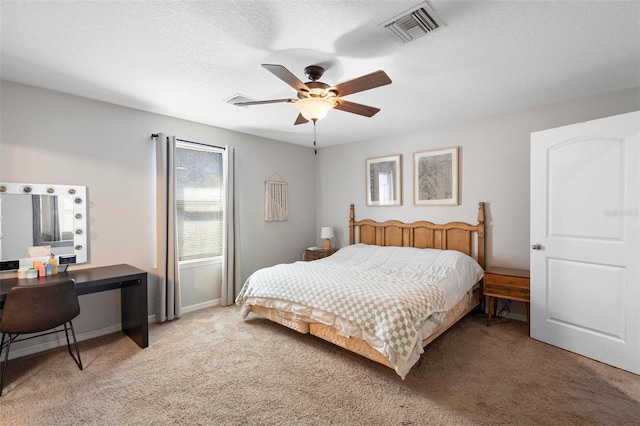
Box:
(175, 143, 224, 261)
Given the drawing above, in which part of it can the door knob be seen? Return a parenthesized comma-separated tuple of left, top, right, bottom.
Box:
(531, 243, 542, 250)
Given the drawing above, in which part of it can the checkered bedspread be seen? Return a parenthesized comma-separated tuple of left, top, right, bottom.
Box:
(236, 259, 447, 361)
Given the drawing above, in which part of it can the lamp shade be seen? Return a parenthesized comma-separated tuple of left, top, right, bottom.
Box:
(320, 226, 334, 239)
(294, 97, 335, 121)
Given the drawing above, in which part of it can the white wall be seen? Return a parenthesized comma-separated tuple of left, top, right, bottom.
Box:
(316, 86, 640, 316)
(0, 80, 316, 355)
(2, 79, 638, 351)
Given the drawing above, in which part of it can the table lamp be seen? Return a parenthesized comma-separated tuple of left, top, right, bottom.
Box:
(321, 226, 334, 250)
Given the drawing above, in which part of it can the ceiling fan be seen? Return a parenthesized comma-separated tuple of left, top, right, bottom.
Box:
(234, 64, 392, 125)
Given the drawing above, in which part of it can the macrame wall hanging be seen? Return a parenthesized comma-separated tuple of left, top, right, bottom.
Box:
(264, 173, 289, 221)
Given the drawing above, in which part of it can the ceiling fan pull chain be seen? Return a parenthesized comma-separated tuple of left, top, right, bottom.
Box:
(313, 119, 317, 155)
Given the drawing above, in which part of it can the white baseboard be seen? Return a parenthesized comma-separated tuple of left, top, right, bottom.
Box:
(7, 299, 222, 360)
(180, 298, 221, 314)
(503, 312, 527, 322)
(5, 323, 123, 361)
(483, 301, 528, 323)
(147, 298, 222, 322)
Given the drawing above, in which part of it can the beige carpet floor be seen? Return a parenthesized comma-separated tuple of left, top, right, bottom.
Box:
(1, 306, 639, 425)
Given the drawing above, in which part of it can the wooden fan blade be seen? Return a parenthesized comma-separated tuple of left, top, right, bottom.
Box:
(334, 100, 380, 117)
(262, 64, 309, 92)
(294, 113, 309, 125)
(233, 98, 295, 106)
(331, 70, 391, 97)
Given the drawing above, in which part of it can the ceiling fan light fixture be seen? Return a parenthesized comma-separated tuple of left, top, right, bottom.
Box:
(294, 97, 336, 121)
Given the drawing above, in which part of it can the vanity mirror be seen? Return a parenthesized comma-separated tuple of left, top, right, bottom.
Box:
(0, 182, 87, 270)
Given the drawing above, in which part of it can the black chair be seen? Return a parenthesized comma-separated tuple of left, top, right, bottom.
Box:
(0, 279, 83, 396)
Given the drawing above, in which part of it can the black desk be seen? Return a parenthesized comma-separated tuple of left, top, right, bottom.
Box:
(1, 264, 148, 348)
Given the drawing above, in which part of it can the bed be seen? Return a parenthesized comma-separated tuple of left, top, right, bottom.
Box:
(236, 202, 486, 378)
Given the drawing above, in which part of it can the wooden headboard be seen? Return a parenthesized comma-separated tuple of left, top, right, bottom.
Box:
(348, 202, 486, 269)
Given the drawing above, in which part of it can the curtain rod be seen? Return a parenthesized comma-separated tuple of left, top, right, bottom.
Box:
(150, 134, 226, 151)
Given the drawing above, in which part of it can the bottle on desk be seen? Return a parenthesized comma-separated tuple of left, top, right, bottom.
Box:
(49, 254, 58, 275)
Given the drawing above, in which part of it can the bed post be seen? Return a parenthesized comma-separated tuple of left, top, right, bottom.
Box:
(349, 204, 355, 245)
(477, 202, 486, 269)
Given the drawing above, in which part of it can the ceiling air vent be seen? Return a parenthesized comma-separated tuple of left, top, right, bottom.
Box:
(224, 93, 255, 106)
(381, 2, 444, 44)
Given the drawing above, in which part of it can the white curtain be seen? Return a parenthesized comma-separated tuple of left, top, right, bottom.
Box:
(155, 133, 181, 321)
(222, 147, 241, 306)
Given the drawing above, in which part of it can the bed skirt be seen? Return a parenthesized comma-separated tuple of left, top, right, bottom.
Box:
(246, 283, 481, 375)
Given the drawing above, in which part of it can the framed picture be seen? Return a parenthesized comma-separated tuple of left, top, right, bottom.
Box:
(366, 154, 402, 206)
(413, 147, 459, 205)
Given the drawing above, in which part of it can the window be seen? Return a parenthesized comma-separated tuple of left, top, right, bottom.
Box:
(175, 141, 224, 262)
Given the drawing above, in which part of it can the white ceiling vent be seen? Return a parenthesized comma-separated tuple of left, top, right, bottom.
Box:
(381, 2, 444, 44)
(224, 93, 255, 106)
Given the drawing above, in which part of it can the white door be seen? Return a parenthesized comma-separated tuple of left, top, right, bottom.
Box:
(530, 111, 640, 374)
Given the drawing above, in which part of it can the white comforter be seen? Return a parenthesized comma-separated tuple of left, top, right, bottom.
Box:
(236, 244, 483, 378)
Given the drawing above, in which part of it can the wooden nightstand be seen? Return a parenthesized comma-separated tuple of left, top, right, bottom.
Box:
(304, 248, 337, 261)
(484, 267, 530, 334)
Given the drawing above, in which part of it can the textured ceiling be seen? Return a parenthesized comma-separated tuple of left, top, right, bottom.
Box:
(1, 1, 639, 147)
